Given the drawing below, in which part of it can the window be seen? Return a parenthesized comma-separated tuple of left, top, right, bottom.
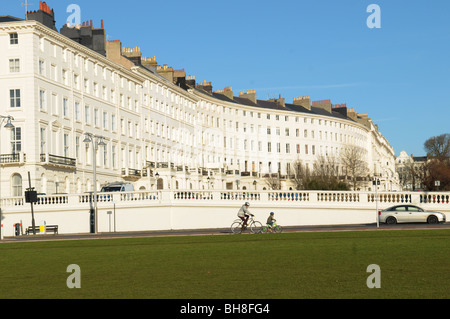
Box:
(75, 102, 80, 121)
(103, 112, 108, 129)
(75, 136, 80, 159)
(39, 60, 45, 75)
(268, 142, 272, 153)
(112, 145, 117, 168)
(9, 59, 20, 72)
(11, 127, 21, 153)
(286, 143, 290, 154)
(85, 105, 90, 123)
(39, 90, 46, 110)
(73, 74, 79, 89)
(12, 174, 22, 197)
(94, 108, 99, 126)
(63, 98, 69, 117)
(40, 127, 46, 154)
(103, 145, 108, 167)
(10, 33, 18, 45)
(62, 69, 68, 85)
(10, 89, 21, 108)
(64, 133, 69, 158)
(111, 115, 116, 131)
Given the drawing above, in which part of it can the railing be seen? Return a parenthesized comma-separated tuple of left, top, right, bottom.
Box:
(220, 191, 261, 201)
(40, 153, 76, 167)
(174, 191, 213, 200)
(420, 194, 450, 204)
(0, 153, 22, 164)
(268, 192, 309, 201)
(1, 190, 449, 210)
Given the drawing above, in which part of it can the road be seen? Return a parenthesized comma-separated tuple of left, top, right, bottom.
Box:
(2, 222, 450, 243)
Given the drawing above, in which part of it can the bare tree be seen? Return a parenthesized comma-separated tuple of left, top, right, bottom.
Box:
(291, 159, 310, 190)
(424, 133, 450, 162)
(340, 146, 369, 190)
(264, 173, 281, 190)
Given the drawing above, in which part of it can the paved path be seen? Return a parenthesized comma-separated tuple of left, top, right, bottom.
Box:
(2, 222, 449, 243)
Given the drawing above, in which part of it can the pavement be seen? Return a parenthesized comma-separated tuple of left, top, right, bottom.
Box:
(1, 222, 449, 243)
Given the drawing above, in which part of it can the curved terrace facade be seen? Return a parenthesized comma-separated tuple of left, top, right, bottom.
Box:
(0, 5, 398, 198)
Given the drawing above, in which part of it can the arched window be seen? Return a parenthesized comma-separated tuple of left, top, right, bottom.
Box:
(157, 178, 164, 190)
(11, 173, 22, 197)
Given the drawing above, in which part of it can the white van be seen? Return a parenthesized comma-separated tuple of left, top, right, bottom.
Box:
(100, 182, 134, 192)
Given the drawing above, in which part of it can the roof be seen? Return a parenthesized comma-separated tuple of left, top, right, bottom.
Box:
(0, 15, 24, 23)
(195, 88, 354, 122)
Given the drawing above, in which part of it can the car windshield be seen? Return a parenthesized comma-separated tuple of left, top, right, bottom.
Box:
(101, 186, 122, 192)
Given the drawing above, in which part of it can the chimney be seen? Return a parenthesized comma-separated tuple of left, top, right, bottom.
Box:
(356, 112, 371, 128)
(347, 108, 357, 120)
(214, 86, 233, 100)
(293, 96, 311, 110)
(196, 80, 213, 94)
(122, 46, 142, 65)
(186, 75, 196, 87)
(156, 64, 174, 83)
(60, 17, 106, 56)
(141, 56, 157, 70)
(173, 68, 187, 88)
(269, 94, 285, 107)
(239, 89, 257, 104)
(312, 99, 332, 113)
(332, 103, 347, 117)
(27, 1, 57, 31)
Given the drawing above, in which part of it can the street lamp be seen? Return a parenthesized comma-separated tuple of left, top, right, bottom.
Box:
(0, 115, 15, 240)
(373, 175, 381, 228)
(83, 133, 106, 234)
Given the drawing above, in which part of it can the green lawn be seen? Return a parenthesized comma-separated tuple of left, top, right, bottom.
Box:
(0, 229, 449, 299)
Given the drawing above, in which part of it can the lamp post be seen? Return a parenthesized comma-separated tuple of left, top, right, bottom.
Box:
(83, 133, 106, 234)
(373, 175, 380, 228)
(0, 115, 15, 240)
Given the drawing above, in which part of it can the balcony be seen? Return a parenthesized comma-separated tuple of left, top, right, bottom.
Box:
(122, 168, 142, 180)
(40, 153, 76, 169)
(0, 153, 26, 166)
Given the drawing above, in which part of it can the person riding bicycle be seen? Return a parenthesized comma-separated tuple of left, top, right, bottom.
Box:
(238, 202, 253, 229)
(266, 212, 276, 231)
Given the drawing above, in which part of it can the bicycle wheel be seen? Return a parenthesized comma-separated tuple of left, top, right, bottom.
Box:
(273, 224, 283, 233)
(250, 221, 263, 234)
(231, 221, 243, 234)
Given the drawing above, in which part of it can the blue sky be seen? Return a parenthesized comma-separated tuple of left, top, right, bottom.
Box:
(4, 0, 450, 156)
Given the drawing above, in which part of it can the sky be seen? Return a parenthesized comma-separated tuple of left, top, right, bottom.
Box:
(3, 0, 450, 156)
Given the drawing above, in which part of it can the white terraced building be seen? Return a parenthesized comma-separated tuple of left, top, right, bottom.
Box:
(0, 7, 399, 198)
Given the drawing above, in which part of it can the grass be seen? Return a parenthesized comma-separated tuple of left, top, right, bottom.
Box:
(0, 229, 449, 299)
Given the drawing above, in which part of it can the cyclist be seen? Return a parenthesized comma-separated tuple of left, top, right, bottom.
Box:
(266, 212, 276, 232)
(237, 202, 253, 229)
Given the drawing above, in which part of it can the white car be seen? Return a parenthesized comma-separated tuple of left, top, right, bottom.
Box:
(379, 205, 446, 225)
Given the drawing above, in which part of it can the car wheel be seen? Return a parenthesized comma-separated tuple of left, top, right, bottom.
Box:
(427, 215, 439, 224)
(386, 216, 397, 225)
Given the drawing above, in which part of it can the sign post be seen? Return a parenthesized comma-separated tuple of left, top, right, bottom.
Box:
(25, 172, 37, 235)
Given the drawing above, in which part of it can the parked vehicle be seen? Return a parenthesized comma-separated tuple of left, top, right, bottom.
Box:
(379, 205, 446, 225)
(100, 182, 134, 192)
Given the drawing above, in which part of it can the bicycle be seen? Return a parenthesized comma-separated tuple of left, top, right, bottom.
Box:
(261, 222, 283, 233)
(231, 216, 263, 234)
